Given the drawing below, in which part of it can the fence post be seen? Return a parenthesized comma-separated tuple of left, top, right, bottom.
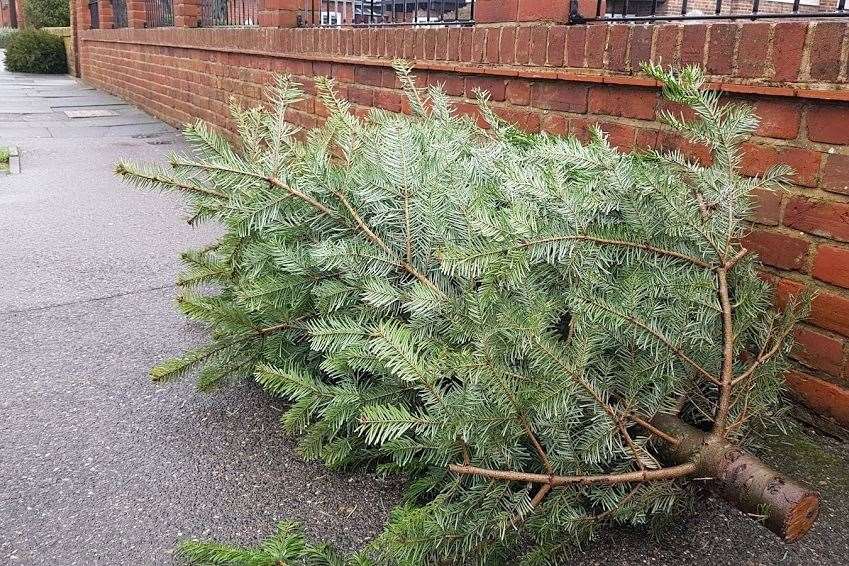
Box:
(174, 0, 202, 27)
(476, 0, 570, 23)
(127, 0, 147, 27)
(258, 0, 300, 27)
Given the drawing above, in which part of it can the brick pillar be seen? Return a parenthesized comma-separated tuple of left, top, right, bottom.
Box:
(98, 0, 114, 28)
(258, 0, 300, 27)
(75, 0, 92, 29)
(571, 0, 606, 22)
(127, 0, 146, 27)
(174, 0, 201, 27)
(476, 0, 570, 23)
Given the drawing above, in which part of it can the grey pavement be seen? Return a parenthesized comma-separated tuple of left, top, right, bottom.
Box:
(0, 54, 402, 565)
(1, 54, 849, 566)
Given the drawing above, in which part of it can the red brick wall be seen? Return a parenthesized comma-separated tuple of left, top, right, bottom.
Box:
(77, 21, 849, 427)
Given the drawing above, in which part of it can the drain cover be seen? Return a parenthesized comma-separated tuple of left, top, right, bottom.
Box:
(64, 109, 118, 118)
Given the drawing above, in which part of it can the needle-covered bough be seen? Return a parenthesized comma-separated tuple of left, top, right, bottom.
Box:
(117, 62, 818, 564)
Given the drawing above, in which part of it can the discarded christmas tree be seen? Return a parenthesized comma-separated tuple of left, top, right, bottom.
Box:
(117, 62, 819, 564)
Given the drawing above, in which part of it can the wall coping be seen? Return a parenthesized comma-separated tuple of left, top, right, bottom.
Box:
(79, 23, 849, 103)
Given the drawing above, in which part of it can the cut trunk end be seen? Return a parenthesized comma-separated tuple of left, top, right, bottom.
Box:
(652, 414, 820, 542)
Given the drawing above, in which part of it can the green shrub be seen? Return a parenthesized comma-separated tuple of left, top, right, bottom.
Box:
(4, 29, 67, 74)
(0, 28, 16, 49)
(23, 0, 70, 28)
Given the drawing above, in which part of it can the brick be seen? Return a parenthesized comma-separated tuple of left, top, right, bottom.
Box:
(471, 28, 487, 64)
(812, 291, 849, 337)
(653, 24, 680, 67)
(566, 26, 587, 67)
(517, 0, 569, 22)
(657, 131, 713, 166)
(812, 245, 849, 289)
(680, 24, 707, 66)
(706, 23, 736, 75)
(807, 103, 849, 145)
(605, 25, 630, 72)
(515, 26, 532, 65)
(354, 66, 383, 87)
(735, 23, 771, 78)
(793, 326, 845, 377)
(530, 81, 589, 113)
(476, 0, 519, 23)
(785, 197, 849, 243)
(541, 113, 568, 136)
(634, 128, 659, 151)
(749, 187, 782, 226)
(529, 26, 548, 66)
(485, 28, 500, 64)
(374, 89, 403, 113)
(822, 154, 849, 196)
(494, 106, 541, 133)
(742, 229, 809, 271)
(499, 26, 517, 65)
(771, 21, 806, 82)
(466, 77, 506, 102)
(740, 143, 821, 188)
(506, 80, 532, 106)
(427, 72, 464, 97)
(546, 26, 566, 67)
(585, 24, 607, 68)
(629, 25, 653, 73)
(588, 86, 656, 120)
(753, 99, 801, 140)
(786, 370, 849, 426)
(347, 85, 374, 107)
(447, 27, 461, 61)
(809, 22, 846, 81)
(460, 27, 473, 61)
(568, 117, 635, 149)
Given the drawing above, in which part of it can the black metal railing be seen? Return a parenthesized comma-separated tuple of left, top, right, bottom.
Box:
(571, 0, 848, 22)
(112, 0, 128, 27)
(89, 0, 100, 28)
(301, 0, 475, 27)
(145, 0, 174, 26)
(200, 0, 259, 26)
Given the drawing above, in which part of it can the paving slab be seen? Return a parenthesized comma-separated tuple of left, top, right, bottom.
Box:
(64, 109, 120, 118)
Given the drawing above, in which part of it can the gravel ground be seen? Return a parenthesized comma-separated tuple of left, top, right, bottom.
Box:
(1, 61, 847, 566)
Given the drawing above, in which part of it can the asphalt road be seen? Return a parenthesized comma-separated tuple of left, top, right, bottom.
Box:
(1, 56, 847, 566)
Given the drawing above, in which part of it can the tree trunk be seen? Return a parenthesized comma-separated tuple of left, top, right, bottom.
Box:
(652, 414, 820, 542)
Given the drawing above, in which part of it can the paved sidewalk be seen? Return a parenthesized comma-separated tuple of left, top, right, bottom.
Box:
(0, 56, 401, 564)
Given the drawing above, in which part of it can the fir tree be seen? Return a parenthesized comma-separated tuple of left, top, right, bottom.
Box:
(117, 62, 818, 565)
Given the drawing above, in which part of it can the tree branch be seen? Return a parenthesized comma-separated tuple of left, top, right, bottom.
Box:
(463, 234, 713, 270)
(712, 266, 735, 435)
(448, 462, 696, 486)
(586, 299, 721, 386)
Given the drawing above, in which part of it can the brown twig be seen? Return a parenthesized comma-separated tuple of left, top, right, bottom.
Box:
(448, 462, 696, 486)
(465, 235, 713, 270)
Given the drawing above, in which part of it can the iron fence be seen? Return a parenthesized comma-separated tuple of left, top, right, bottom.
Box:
(88, 0, 100, 28)
(145, 0, 174, 26)
(301, 0, 475, 27)
(200, 0, 259, 26)
(112, 0, 128, 27)
(571, 0, 848, 22)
